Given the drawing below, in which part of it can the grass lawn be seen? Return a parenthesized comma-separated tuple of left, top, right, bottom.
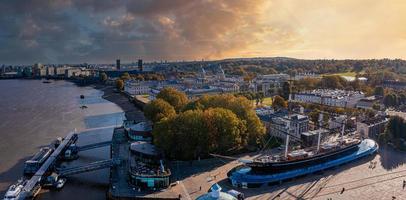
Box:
(262, 97, 273, 106)
(253, 97, 273, 107)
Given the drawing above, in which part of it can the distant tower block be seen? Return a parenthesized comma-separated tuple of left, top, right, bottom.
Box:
(138, 59, 143, 71)
(116, 59, 121, 70)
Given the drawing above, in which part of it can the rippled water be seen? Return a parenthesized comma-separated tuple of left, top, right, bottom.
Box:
(0, 79, 125, 199)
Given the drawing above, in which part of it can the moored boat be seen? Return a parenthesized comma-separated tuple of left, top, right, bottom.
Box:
(3, 179, 26, 200)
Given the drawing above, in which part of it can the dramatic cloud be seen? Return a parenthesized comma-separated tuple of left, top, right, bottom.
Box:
(0, 0, 405, 64)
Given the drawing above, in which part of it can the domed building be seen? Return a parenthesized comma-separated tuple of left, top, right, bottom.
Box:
(128, 141, 171, 189)
(196, 184, 241, 200)
(125, 121, 152, 141)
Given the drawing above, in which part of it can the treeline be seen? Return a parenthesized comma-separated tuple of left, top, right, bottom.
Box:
(144, 88, 266, 160)
(294, 75, 373, 95)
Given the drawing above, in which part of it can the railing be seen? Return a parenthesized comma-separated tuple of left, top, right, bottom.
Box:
(58, 159, 119, 176)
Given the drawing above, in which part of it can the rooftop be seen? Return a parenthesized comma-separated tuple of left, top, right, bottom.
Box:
(130, 141, 159, 156)
(126, 121, 152, 132)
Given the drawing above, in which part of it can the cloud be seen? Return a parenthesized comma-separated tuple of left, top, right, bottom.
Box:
(1, 0, 406, 64)
(0, 0, 278, 64)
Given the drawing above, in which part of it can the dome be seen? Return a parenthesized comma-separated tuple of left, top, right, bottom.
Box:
(196, 192, 237, 200)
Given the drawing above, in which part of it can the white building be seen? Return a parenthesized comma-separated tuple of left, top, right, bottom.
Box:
(124, 80, 152, 95)
(270, 114, 309, 142)
(328, 115, 347, 130)
(294, 72, 321, 80)
(294, 89, 365, 108)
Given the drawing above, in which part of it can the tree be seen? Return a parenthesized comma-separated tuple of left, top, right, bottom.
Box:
(121, 72, 130, 80)
(144, 99, 176, 123)
(153, 108, 246, 160)
(203, 108, 246, 153)
(100, 72, 108, 82)
(374, 86, 384, 97)
(183, 94, 266, 147)
(319, 75, 346, 89)
(380, 116, 406, 148)
(115, 79, 124, 91)
(384, 93, 398, 107)
(156, 87, 189, 112)
(272, 95, 287, 109)
(281, 82, 291, 100)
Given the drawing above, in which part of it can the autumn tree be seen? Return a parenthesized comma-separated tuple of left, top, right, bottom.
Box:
(144, 99, 176, 123)
(156, 87, 189, 112)
(272, 95, 288, 109)
(319, 75, 347, 89)
(183, 94, 266, 147)
(115, 79, 124, 91)
(120, 72, 131, 80)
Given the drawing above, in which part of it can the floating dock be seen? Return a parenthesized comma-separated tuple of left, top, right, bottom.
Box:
(228, 139, 379, 188)
(17, 132, 78, 199)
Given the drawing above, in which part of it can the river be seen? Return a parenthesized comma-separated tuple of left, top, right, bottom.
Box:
(0, 79, 125, 199)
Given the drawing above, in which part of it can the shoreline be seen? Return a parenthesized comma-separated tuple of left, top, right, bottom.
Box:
(92, 84, 146, 122)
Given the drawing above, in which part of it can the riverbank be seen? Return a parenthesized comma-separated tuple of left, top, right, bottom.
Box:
(92, 84, 145, 122)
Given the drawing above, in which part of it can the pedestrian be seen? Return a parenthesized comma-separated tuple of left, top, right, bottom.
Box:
(403, 180, 406, 189)
(199, 186, 202, 191)
(340, 187, 345, 194)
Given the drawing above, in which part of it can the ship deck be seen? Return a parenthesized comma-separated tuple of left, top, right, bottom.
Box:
(229, 139, 378, 187)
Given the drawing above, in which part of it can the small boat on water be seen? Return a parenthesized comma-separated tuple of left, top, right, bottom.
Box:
(80, 105, 88, 109)
(56, 178, 67, 189)
(3, 179, 26, 200)
(42, 80, 51, 84)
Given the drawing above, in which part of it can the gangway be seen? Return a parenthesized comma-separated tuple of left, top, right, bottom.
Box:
(58, 159, 118, 177)
(77, 141, 111, 151)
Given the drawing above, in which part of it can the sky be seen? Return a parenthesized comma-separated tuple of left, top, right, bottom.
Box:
(0, 0, 406, 64)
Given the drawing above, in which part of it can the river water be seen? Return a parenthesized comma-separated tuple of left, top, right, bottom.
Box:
(0, 79, 125, 199)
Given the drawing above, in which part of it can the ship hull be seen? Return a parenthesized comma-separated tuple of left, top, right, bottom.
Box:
(229, 139, 378, 188)
(248, 141, 361, 174)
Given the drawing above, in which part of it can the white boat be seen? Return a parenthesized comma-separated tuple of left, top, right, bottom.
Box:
(3, 180, 26, 200)
(56, 178, 67, 189)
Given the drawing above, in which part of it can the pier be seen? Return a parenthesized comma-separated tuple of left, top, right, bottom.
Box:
(18, 132, 78, 199)
(13, 132, 117, 199)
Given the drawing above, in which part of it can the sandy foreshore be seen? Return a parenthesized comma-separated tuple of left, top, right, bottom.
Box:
(92, 84, 145, 122)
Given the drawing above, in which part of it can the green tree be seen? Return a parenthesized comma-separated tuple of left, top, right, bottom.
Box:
(203, 108, 246, 153)
(281, 82, 291, 100)
(272, 95, 287, 109)
(156, 87, 189, 112)
(115, 79, 124, 91)
(144, 99, 176, 123)
(374, 86, 384, 97)
(100, 72, 108, 82)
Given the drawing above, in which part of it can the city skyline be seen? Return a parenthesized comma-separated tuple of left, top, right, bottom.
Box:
(1, 0, 406, 64)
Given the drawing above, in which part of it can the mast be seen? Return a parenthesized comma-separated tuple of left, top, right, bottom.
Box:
(285, 134, 290, 158)
(317, 113, 323, 152)
(341, 118, 346, 142)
